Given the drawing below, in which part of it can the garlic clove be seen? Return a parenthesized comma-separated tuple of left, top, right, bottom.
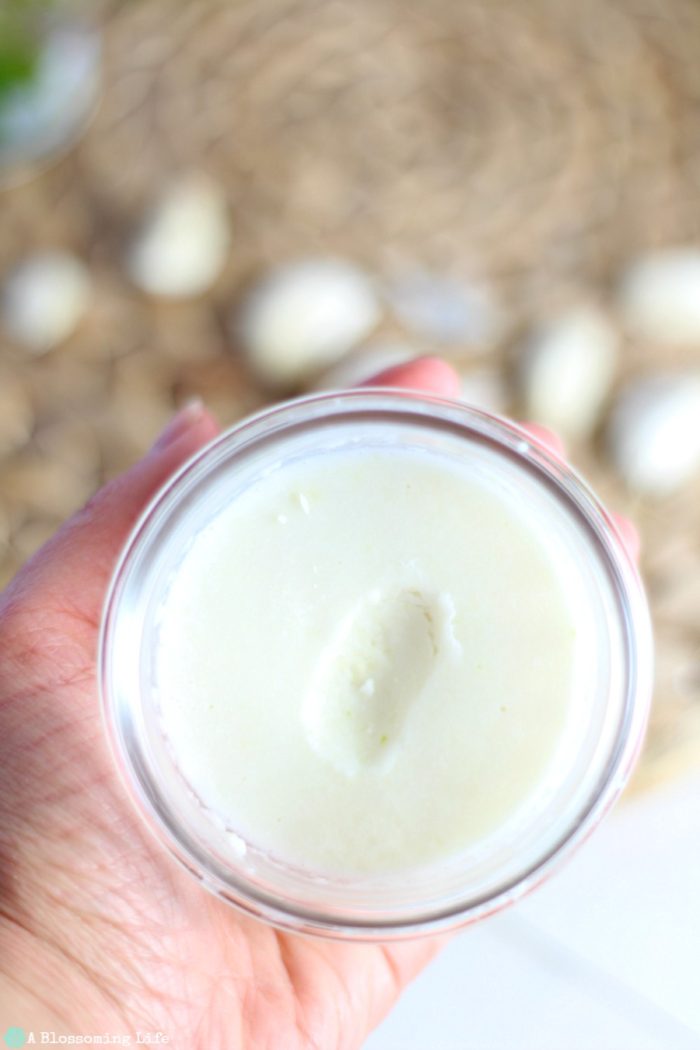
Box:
(387, 271, 504, 351)
(518, 305, 618, 440)
(127, 172, 230, 298)
(236, 258, 381, 389)
(618, 249, 700, 346)
(607, 373, 700, 495)
(2, 251, 91, 353)
(311, 342, 417, 391)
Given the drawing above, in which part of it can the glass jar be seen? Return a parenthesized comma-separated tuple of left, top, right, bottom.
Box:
(0, 3, 100, 184)
(99, 389, 653, 940)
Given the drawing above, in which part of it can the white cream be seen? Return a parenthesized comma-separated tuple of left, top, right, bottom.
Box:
(156, 448, 578, 875)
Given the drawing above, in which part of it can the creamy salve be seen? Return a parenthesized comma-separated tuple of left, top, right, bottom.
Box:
(155, 447, 579, 875)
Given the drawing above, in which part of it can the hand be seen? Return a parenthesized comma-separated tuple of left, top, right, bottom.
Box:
(0, 358, 451, 1048)
(0, 357, 637, 1048)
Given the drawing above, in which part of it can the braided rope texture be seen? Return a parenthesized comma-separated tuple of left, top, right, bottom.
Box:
(1, 0, 700, 789)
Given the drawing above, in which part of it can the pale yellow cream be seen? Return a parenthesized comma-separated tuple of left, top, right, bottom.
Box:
(156, 448, 577, 874)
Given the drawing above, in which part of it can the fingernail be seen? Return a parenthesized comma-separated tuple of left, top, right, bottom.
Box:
(151, 398, 204, 453)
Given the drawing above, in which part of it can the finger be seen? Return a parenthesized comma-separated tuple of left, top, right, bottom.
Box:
(519, 423, 567, 460)
(362, 356, 461, 398)
(518, 427, 640, 562)
(611, 512, 641, 563)
(5, 401, 220, 624)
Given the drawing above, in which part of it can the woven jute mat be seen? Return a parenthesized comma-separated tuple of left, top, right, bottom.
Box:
(1, 0, 700, 792)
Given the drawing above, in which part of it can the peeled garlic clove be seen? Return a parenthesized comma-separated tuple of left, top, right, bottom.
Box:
(311, 342, 417, 391)
(387, 271, 504, 351)
(618, 249, 700, 345)
(518, 306, 618, 440)
(607, 373, 700, 495)
(127, 173, 230, 298)
(237, 258, 381, 388)
(457, 367, 508, 416)
(2, 251, 91, 353)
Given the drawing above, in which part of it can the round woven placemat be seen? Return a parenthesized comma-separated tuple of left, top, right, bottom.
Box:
(1, 0, 700, 792)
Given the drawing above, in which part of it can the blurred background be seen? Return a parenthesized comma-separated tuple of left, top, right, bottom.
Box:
(1, 0, 700, 1043)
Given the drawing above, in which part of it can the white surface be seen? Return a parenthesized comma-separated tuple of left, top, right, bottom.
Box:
(366, 772, 700, 1049)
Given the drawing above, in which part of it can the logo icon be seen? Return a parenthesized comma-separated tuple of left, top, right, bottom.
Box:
(3, 1030, 26, 1049)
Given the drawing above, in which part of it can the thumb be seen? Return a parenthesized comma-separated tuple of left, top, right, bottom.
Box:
(2, 401, 219, 626)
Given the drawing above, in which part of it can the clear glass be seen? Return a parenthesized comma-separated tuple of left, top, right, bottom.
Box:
(0, 3, 100, 185)
(99, 390, 653, 940)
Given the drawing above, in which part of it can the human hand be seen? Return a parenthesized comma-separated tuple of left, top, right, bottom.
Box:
(0, 356, 637, 1048)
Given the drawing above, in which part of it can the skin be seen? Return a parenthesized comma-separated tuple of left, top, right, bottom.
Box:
(0, 358, 637, 1048)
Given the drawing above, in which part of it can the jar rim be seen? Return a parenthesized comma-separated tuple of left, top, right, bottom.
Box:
(99, 389, 653, 939)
